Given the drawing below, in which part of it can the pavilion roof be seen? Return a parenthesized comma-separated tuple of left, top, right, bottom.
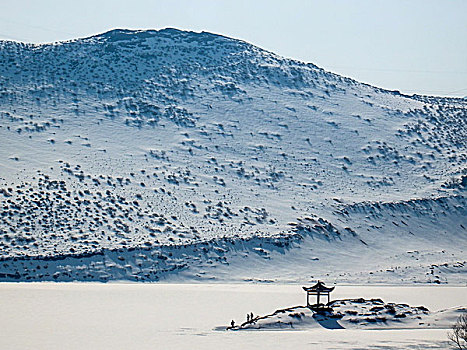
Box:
(302, 281, 335, 292)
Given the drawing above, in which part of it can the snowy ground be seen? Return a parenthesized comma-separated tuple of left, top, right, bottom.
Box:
(0, 283, 464, 349)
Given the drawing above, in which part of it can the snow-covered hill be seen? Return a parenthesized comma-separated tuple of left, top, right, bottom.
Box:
(223, 298, 465, 331)
(0, 29, 465, 282)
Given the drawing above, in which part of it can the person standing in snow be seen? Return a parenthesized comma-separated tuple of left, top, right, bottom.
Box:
(231, 320, 235, 328)
(247, 314, 250, 322)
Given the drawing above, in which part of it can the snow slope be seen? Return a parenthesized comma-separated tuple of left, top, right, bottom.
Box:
(0, 29, 465, 282)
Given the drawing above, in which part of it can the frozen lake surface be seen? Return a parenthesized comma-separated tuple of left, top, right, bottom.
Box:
(0, 283, 465, 349)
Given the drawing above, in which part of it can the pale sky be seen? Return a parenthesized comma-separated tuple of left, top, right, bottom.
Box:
(1, 0, 466, 97)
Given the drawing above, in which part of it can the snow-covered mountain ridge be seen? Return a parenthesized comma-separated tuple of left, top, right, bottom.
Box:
(0, 29, 465, 282)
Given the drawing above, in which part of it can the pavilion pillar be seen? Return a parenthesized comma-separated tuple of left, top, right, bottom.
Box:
(317, 291, 320, 305)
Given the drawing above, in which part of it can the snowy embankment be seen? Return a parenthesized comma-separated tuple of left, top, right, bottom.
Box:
(224, 299, 464, 331)
(0, 29, 465, 282)
(0, 194, 465, 283)
(185, 194, 466, 284)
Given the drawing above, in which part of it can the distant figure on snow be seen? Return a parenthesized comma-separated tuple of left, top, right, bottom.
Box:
(247, 314, 250, 322)
(250, 312, 254, 320)
(231, 320, 235, 328)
